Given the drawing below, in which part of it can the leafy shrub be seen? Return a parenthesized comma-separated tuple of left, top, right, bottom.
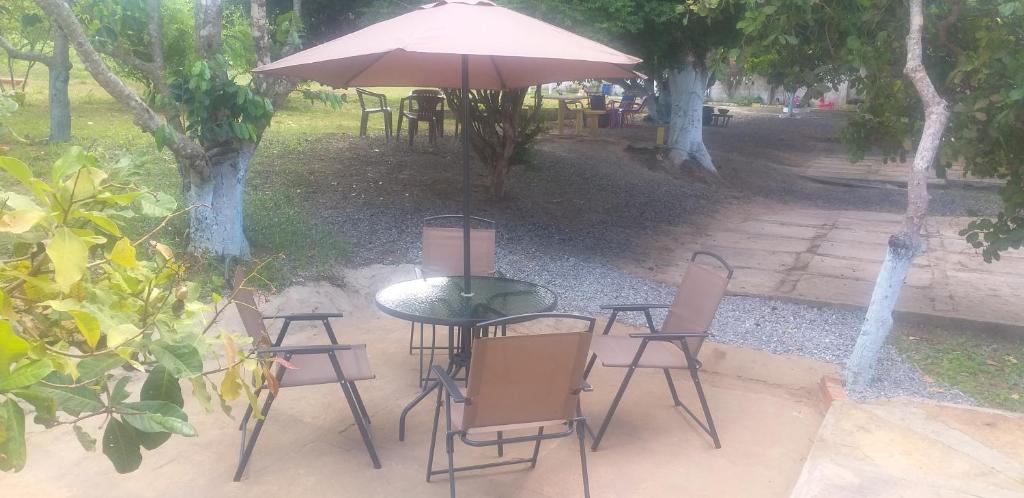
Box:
(0, 148, 264, 473)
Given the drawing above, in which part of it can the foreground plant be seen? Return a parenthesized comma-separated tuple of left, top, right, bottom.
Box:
(0, 148, 266, 473)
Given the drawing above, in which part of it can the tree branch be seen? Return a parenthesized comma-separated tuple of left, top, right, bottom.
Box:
(0, 35, 53, 65)
(250, 0, 299, 107)
(32, 0, 208, 170)
(902, 0, 950, 237)
(936, 0, 963, 57)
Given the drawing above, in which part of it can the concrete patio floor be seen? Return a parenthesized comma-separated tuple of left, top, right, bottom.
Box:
(627, 206, 1024, 334)
(6, 287, 836, 498)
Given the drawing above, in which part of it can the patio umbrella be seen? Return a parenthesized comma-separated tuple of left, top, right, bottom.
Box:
(254, 0, 641, 294)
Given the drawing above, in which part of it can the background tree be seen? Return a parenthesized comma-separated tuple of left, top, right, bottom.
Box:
(31, 0, 337, 259)
(744, 0, 1023, 388)
(0, 0, 73, 142)
(511, 0, 743, 175)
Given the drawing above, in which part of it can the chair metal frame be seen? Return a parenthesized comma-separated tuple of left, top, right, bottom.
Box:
(356, 88, 393, 139)
(426, 313, 595, 498)
(232, 310, 381, 482)
(583, 251, 733, 451)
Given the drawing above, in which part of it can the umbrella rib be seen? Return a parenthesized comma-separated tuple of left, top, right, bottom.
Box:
(341, 51, 391, 88)
(488, 55, 507, 89)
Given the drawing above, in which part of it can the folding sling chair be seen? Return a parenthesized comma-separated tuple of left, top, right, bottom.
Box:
(409, 215, 498, 387)
(426, 313, 595, 498)
(584, 251, 732, 451)
(231, 275, 381, 482)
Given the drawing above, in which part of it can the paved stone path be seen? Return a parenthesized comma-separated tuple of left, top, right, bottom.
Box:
(789, 399, 1024, 498)
(797, 154, 1000, 187)
(627, 207, 1024, 332)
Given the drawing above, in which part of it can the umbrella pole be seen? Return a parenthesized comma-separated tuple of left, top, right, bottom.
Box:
(461, 54, 473, 296)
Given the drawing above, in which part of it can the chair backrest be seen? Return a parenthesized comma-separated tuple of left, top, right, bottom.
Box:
(421, 215, 497, 277)
(634, 96, 647, 112)
(231, 271, 272, 347)
(619, 94, 637, 109)
(356, 88, 386, 110)
(661, 252, 732, 356)
(409, 95, 444, 118)
(588, 94, 607, 110)
(462, 314, 595, 430)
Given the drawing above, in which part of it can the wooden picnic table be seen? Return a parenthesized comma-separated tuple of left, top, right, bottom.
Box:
(540, 93, 618, 134)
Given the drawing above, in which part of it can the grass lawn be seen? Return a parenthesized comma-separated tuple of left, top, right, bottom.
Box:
(2, 56, 422, 286)
(894, 326, 1024, 412)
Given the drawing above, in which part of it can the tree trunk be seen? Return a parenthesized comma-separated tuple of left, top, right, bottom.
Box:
(185, 143, 254, 258)
(48, 27, 72, 142)
(845, 0, 950, 391)
(665, 56, 715, 174)
(785, 88, 796, 117)
(646, 76, 670, 123)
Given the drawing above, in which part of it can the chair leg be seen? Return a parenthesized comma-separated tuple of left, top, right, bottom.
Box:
(577, 419, 591, 498)
(663, 369, 683, 406)
(359, 112, 369, 137)
(583, 353, 598, 379)
(591, 366, 638, 451)
(339, 380, 382, 468)
(445, 398, 457, 498)
(529, 427, 544, 468)
(384, 111, 393, 139)
(397, 111, 404, 138)
(496, 431, 503, 457)
(688, 366, 722, 449)
(350, 382, 371, 425)
(426, 387, 444, 482)
(408, 119, 417, 146)
(233, 390, 277, 481)
(408, 321, 415, 355)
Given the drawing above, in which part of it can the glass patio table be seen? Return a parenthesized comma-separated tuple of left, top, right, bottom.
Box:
(375, 276, 558, 440)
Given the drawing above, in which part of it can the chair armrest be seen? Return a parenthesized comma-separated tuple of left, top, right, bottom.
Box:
(262, 312, 344, 321)
(430, 365, 467, 403)
(628, 332, 709, 340)
(261, 344, 355, 355)
(599, 304, 670, 311)
(581, 380, 594, 392)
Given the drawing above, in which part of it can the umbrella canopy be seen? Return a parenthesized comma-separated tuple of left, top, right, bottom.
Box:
(252, 0, 641, 89)
(254, 0, 640, 295)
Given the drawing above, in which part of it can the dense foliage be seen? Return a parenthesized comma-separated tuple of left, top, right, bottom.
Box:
(0, 149, 266, 473)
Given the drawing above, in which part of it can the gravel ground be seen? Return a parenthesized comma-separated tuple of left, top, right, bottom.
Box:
(254, 111, 993, 404)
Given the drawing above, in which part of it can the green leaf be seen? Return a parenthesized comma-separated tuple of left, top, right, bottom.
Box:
(135, 191, 176, 217)
(219, 365, 242, 401)
(141, 365, 183, 408)
(73, 424, 97, 452)
(11, 387, 57, 426)
(121, 401, 196, 437)
(109, 238, 137, 268)
(0, 156, 34, 188)
(69, 310, 101, 349)
(106, 324, 140, 348)
(110, 376, 132, 406)
(0, 399, 26, 471)
(102, 418, 142, 473)
(150, 343, 202, 378)
(189, 377, 213, 413)
(37, 383, 104, 416)
(79, 212, 121, 236)
(0, 359, 53, 391)
(47, 227, 89, 293)
(51, 146, 89, 182)
(0, 321, 29, 377)
(76, 354, 125, 383)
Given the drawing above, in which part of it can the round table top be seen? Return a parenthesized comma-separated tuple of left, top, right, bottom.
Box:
(374, 276, 558, 326)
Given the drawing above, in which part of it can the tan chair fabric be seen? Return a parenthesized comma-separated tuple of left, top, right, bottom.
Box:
(232, 274, 270, 344)
(460, 332, 592, 431)
(278, 345, 375, 386)
(449, 402, 567, 434)
(590, 335, 689, 369)
(421, 226, 496, 277)
(661, 263, 729, 356)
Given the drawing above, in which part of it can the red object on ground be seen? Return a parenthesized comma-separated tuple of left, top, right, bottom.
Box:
(817, 97, 835, 110)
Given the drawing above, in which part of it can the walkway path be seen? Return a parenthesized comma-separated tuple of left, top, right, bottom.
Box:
(624, 207, 1024, 333)
(790, 399, 1024, 498)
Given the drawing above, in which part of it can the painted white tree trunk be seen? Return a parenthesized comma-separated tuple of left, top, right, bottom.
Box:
(844, 0, 950, 391)
(186, 143, 255, 258)
(48, 27, 72, 142)
(666, 57, 716, 174)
